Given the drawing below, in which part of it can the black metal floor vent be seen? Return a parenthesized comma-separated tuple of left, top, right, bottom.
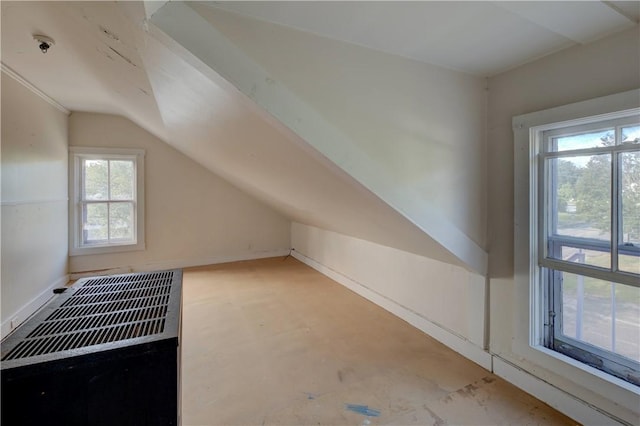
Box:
(2, 271, 174, 362)
(1, 269, 182, 426)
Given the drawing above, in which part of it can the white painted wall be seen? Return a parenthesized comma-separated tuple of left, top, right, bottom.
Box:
(68, 112, 291, 274)
(284, 25, 640, 425)
(487, 27, 640, 424)
(291, 223, 490, 369)
(194, 7, 488, 248)
(1, 72, 69, 338)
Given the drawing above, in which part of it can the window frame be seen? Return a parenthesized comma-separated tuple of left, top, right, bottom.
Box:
(69, 147, 145, 256)
(536, 116, 639, 385)
(512, 90, 640, 418)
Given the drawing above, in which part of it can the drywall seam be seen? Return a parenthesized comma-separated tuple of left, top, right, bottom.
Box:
(1, 198, 68, 206)
(291, 249, 492, 370)
(143, 0, 169, 19)
(0, 275, 68, 340)
(1, 63, 70, 115)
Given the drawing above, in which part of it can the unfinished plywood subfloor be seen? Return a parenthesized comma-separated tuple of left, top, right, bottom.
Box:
(182, 257, 577, 425)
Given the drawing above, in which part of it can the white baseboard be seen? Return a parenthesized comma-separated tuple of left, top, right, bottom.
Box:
(69, 267, 134, 281)
(493, 357, 626, 426)
(1, 274, 69, 340)
(291, 249, 492, 371)
(134, 249, 292, 272)
(70, 249, 292, 279)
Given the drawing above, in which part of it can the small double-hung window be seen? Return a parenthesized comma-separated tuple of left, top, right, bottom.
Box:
(539, 115, 639, 385)
(70, 147, 145, 255)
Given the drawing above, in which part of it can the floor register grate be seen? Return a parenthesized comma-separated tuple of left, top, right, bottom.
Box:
(1, 269, 182, 426)
(2, 271, 174, 361)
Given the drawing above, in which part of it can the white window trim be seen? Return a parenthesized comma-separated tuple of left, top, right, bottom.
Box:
(513, 89, 640, 418)
(69, 147, 145, 256)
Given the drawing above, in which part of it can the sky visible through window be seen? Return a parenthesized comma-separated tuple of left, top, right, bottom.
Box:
(555, 125, 640, 167)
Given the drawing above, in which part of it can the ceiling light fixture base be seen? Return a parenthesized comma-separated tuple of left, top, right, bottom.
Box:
(33, 34, 55, 54)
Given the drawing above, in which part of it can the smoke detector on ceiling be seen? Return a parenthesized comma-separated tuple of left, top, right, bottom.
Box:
(33, 34, 55, 54)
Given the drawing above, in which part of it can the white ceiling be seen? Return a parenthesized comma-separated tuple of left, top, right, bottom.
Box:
(2, 1, 636, 134)
(206, 1, 639, 76)
(1, 1, 638, 272)
(0, 1, 167, 140)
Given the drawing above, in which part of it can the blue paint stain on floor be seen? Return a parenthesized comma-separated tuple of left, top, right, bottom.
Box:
(345, 404, 381, 417)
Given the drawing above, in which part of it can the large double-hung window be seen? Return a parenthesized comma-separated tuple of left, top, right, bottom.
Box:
(538, 114, 639, 385)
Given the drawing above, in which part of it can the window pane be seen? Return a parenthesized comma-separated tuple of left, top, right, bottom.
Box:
(109, 203, 134, 241)
(550, 155, 611, 240)
(560, 247, 610, 269)
(83, 160, 108, 200)
(561, 272, 640, 362)
(621, 125, 640, 144)
(110, 160, 134, 200)
(619, 254, 640, 275)
(83, 203, 108, 243)
(553, 129, 614, 152)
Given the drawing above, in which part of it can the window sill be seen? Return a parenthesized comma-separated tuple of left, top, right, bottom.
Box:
(531, 344, 640, 395)
(510, 339, 640, 417)
(69, 242, 146, 257)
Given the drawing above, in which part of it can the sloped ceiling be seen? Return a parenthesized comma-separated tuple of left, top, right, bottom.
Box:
(205, 1, 639, 76)
(146, 1, 489, 273)
(2, 1, 637, 274)
(129, 24, 471, 268)
(0, 1, 167, 141)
